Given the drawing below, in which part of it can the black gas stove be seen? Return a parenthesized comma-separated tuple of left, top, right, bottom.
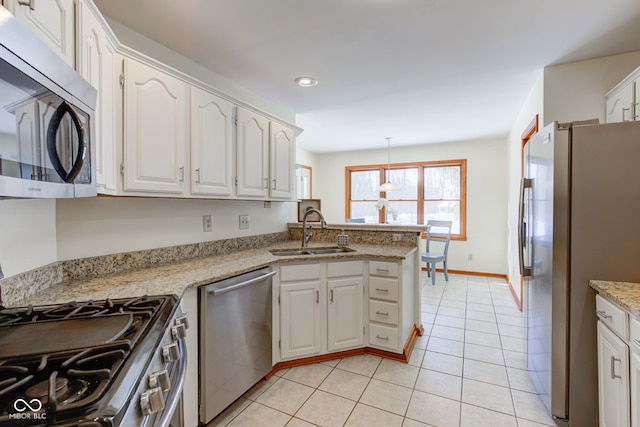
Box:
(0, 295, 186, 427)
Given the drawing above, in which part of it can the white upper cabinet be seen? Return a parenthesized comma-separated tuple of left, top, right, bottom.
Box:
(6, 0, 75, 67)
(269, 121, 295, 200)
(606, 66, 640, 123)
(122, 57, 188, 194)
(236, 107, 269, 198)
(190, 87, 234, 197)
(76, 0, 117, 193)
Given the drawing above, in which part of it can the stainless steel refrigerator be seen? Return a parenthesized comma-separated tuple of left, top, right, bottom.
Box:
(519, 120, 640, 427)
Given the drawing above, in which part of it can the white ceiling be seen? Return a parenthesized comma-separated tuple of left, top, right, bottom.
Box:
(94, 0, 640, 153)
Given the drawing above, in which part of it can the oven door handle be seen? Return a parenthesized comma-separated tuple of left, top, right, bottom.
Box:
(155, 338, 187, 427)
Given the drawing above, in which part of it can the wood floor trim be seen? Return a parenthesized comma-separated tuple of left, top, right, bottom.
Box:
(267, 325, 423, 378)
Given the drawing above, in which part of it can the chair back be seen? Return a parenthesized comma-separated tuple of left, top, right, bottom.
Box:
(425, 220, 452, 255)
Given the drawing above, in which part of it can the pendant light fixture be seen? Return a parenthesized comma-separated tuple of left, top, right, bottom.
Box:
(379, 137, 400, 192)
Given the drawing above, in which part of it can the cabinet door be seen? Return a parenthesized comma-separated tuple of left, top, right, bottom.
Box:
(7, 0, 75, 67)
(123, 58, 187, 194)
(269, 122, 294, 200)
(632, 352, 640, 427)
(597, 321, 630, 427)
(236, 107, 269, 198)
(190, 87, 234, 196)
(76, 0, 117, 192)
(327, 277, 364, 352)
(606, 82, 634, 123)
(280, 281, 322, 360)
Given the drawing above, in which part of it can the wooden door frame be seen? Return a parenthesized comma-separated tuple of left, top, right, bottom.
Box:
(517, 114, 538, 311)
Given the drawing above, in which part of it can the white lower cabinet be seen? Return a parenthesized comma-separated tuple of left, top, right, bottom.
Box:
(278, 260, 364, 361)
(327, 262, 364, 352)
(597, 320, 630, 427)
(276, 253, 419, 362)
(595, 294, 633, 427)
(368, 257, 416, 354)
(280, 276, 323, 360)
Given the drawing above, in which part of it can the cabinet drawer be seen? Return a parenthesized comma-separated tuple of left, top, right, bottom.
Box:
(369, 260, 399, 277)
(369, 300, 399, 325)
(369, 324, 399, 350)
(328, 260, 363, 278)
(596, 294, 629, 340)
(369, 277, 399, 302)
(280, 263, 321, 282)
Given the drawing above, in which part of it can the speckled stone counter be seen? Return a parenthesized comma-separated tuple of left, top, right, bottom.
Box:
(590, 280, 640, 318)
(5, 241, 417, 308)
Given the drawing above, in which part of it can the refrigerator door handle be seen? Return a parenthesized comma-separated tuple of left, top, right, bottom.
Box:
(518, 177, 533, 277)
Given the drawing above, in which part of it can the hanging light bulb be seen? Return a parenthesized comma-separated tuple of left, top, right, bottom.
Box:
(379, 137, 400, 192)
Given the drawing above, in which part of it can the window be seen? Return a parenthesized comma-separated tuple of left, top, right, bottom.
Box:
(346, 160, 466, 239)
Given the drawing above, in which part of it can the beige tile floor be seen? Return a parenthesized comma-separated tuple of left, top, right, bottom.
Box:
(208, 273, 558, 427)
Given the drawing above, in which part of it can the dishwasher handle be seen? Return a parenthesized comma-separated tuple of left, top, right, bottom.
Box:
(208, 270, 276, 296)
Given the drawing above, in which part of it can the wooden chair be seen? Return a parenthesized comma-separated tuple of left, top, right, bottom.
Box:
(421, 220, 453, 286)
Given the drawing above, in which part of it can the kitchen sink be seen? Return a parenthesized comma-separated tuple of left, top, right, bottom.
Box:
(270, 247, 356, 256)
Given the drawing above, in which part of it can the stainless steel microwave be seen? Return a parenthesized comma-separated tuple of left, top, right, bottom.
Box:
(0, 6, 97, 198)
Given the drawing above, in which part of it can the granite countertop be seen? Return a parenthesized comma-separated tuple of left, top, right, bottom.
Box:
(590, 280, 640, 318)
(11, 241, 416, 308)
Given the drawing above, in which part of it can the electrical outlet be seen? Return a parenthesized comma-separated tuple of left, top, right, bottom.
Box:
(203, 215, 212, 232)
(239, 214, 250, 229)
(392, 233, 404, 242)
(467, 253, 474, 261)
(264, 201, 271, 208)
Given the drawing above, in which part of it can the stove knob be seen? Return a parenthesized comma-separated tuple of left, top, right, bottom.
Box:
(149, 369, 171, 392)
(140, 387, 164, 416)
(171, 323, 187, 340)
(162, 342, 180, 362)
(175, 314, 189, 329)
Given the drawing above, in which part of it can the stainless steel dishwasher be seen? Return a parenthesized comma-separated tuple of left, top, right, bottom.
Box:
(199, 266, 275, 425)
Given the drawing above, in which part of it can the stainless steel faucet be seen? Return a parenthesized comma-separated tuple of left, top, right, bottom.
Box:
(301, 207, 328, 247)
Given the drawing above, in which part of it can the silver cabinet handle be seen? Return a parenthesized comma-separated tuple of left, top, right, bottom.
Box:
(596, 310, 612, 319)
(179, 166, 185, 183)
(316, 290, 319, 304)
(272, 178, 276, 189)
(375, 335, 389, 341)
(195, 168, 201, 184)
(375, 288, 389, 293)
(376, 268, 390, 273)
(330, 289, 334, 302)
(209, 270, 276, 296)
(623, 107, 631, 121)
(263, 177, 269, 188)
(634, 102, 639, 120)
(18, 0, 34, 10)
(375, 311, 389, 316)
(611, 356, 622, 379)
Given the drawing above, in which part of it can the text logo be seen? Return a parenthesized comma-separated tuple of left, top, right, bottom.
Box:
(14, 399, 43, 412)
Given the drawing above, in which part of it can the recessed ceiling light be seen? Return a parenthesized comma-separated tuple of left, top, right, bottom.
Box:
(295, 76, 318, 87)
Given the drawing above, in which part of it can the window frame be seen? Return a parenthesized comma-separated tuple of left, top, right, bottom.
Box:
(345, 159, 467, 240)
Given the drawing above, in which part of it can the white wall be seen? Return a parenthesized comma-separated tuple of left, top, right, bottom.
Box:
(313, 138, 509, 275)
(506, 72, 544, 303)
(505, 50, 640, 304)
(0, 199, 57, 277)
(56, 197, 297, 260)
(543, 51, 640, 126)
